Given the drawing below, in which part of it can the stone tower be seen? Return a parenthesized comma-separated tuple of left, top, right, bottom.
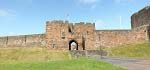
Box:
(46, 20, 95, 50)
(131, 6, 150, 40)
(131, 6, 150, 29)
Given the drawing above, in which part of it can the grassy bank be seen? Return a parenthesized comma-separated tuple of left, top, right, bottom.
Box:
(0, 47, 125, 70)
(108, 42, 150, 58)
(0, 47, 70, 62)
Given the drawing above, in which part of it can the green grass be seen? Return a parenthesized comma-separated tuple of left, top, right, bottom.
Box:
(0, 58, 125, 70)
(108, 41, 150, 58)
(0, 47, 71, 62)
(0, 47, 125, 70)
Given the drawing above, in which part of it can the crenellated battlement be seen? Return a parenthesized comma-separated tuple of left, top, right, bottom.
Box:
(46, 20, 94, 26)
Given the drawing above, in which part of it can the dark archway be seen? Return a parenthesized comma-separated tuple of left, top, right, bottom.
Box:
(82, 37, 85, 50)
(69, 40, 78, 50)
(148, 27, 150, 40)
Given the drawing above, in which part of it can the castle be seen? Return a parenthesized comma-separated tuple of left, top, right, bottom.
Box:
(0, 6, 150, 50)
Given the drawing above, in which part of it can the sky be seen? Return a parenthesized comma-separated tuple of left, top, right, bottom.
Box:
(0, 0, 149, 36)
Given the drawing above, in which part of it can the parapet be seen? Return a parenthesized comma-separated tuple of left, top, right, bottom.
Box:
(0, 34, 45, 47)
(46, 20, 64, 24)
(75, 22, 85, 25)
(46, 20, 95, 27)
(139, 6, 150, 12)
(74, 22, 95, 26)
(46, 20, 71, 27)
(132, 6, 150, 16)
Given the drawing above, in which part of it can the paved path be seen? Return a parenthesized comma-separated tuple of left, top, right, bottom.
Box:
(101, 57, 150, 70)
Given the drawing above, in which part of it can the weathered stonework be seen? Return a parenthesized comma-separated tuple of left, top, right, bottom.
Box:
(0, 34, 45, 47)
(95, 25, 149, 48)
(0, 6, 149, 50)
(131, 6, 150, 29)
(46, 21, 95, 50)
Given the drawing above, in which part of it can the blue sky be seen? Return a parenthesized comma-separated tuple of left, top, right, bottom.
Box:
(0, 0, 149, 36)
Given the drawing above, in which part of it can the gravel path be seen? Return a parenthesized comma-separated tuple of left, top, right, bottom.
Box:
(101, 57, 150, 70)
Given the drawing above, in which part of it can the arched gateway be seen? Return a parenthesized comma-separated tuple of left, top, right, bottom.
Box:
(69, 40, 78, 50)
(46, 20, 95, 50)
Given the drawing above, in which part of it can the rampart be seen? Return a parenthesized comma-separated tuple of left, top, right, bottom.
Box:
(0, 34, 45, 47)
(95, 25, 150, 48)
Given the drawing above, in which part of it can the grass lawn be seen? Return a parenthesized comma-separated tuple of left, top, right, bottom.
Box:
(0, 47, 125, 70)
(107, 41, 150, 58)
(0, 58, 125, 70)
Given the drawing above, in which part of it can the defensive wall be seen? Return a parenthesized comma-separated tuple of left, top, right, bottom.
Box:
(95, 25, 150, 48)
(0, 34, 45, 47)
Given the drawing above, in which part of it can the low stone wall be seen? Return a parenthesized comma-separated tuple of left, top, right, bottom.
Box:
(0, 34, 45, 47)
(70, 50, 107, 58)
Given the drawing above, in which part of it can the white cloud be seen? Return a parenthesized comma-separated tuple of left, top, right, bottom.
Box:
(15, 0, 33, 4)
(77, 0, 100, 9)
(91, 4, 97, 9)
(0, 9, 16, 17)
(114, 0, 134, 3)
(78, 0, 98, 5)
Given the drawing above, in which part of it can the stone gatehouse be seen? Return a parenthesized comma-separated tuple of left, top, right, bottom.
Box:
(0, 6, 150, 50)
(46, 21, 95, 50)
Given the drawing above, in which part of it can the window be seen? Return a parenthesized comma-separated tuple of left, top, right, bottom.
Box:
(68, 25, 74, 34)
(61, 29, 65, 39)
(50, 39, 56, 48)
(68, 27, 72, 33)
(61, 32, 65, 39)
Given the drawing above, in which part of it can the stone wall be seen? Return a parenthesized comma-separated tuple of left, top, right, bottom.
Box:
(0, 34, 45, 47)
(73, 22, 95, 50)
(46, 21, 69, 50)
(70, 50, 107, 58)
(131, 6, 150, 29)
(95, 25, 150, 48)
(46, 20, 95, 50)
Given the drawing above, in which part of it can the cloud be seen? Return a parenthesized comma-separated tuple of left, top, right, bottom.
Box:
(114, 0, 134, 3)
(77, 0, 100, 9)
(91, 4, 97, 9)
(15, 0, 33, 4)
(0, 9, 16, 17)
(78, 0, 98, 5)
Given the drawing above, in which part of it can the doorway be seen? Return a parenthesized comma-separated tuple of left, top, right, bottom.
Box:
(69, 40, 78, 50)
